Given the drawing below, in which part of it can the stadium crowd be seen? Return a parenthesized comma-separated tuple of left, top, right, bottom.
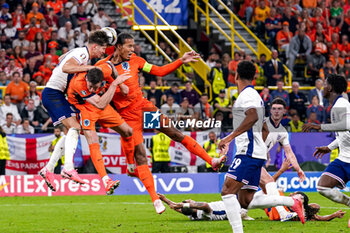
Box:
(0, 0, 348, 134)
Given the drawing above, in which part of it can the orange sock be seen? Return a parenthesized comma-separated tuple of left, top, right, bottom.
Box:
(121, 136, 135, 164)
(181, 135, 213, 164)
(89, 143, 107, 179)
(137, 165, 158, 202)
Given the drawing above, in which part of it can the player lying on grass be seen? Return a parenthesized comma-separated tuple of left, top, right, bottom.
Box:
(261, 160, 346, 221)
(95, 32, 225, 214)
(303, 74, 350, 208)
(242, 97, 306, 222)
(40, 30, 109, 185)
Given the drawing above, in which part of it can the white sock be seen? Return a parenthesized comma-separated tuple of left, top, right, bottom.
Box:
(222, 194, 243, 233)
(317, 186, 350, 207)
(265, 182, 289, 218)
(102, 176, 110, 187)
(46, 135, 66, 172)
(240, 208, 248, 216)
(63, 128, 79, 171)
(248, 193, 294, 209)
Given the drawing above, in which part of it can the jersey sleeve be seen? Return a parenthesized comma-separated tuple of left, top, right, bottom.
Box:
(72, 77, 95, 100)
(96, 63, 113, 79)
(72, 49, 89, 65)
(240, 89, 263, 112)
(279, 131, 290, 146)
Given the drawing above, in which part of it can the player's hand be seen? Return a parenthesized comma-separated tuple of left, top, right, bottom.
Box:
(180, 51, 200, 64)
(113, 73, 131, 86)
(169, 203, 183, 210)
(297, 168, 306, 182)
(280, 159, 292, 172)
(335, 210, 346, 218)
(302, 123, 321, 132)
(218, 139, 229, 156)
(313, 146, 331, 159)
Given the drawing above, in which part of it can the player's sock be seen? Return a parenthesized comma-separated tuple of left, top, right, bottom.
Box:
(63, 128, 79, 171)
(121, 136, 135, 165)
(265, 182, 289, 218)
(222, 194, 243, 233)
(137, 165, 158, 202)
(89, 143, 108, 179)
(102, 176, 110, 187)
(181, 135, 213, 164)
(247, 193, 294, 209)
(317, 186, 350, 206)
(46, 135, 66, 172)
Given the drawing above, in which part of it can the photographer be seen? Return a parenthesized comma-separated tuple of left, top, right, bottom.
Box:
(203, 131, 221, 172)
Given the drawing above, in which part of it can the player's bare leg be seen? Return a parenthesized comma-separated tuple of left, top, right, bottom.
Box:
(84, 129, 120, 194)
(159, 117, 225, 170)
(134, 143, 165, 214)
(259, 168, 297, 221)
(317, 175, 350, 207)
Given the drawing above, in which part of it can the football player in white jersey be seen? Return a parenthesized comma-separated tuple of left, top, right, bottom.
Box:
(218, 61, 305, 232)
(39, 31, 120, 193)
(303, 74, 350, 207)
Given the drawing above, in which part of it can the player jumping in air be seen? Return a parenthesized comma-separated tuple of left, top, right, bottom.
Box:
(218, 61, 305, 232)
(40, 31, 111, 191)
(303, 74, 350, 208)
(96, 32, 226, 214)
(67, 64, 132, 194)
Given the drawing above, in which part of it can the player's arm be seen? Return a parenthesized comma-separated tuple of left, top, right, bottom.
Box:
(283, 144, 305, 182)
(158, 193, 182, 214)
(312, 210, 346, 221)
(62, 57, 95, 74)
(313, 138, 339, 159)
(262, 121, 269, 142)
(119, 83, 129, 95)
(143, 51, 200, 77)
(169, 201, 212, 214)
(218, 108, 258, 154)
(86, 73, 131, 110)
(303, 108, 350, 132)
(272, 159, 292, 181)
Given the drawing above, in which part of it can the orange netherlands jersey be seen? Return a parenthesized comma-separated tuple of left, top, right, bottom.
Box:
(96, 53, 147, 110)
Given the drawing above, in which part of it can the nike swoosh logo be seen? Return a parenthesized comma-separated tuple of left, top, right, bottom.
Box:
(0, 183, 9, 191)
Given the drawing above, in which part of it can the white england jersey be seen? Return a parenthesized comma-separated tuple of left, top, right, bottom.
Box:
(189, 201, 227, 221)
(323, 96, 350, 163)
(232, 86, 267, 160)
(265, 117, 290, 152)
(46, 47, 90, 92)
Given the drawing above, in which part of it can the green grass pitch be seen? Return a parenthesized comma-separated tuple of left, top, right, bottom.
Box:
(0, 193, 349, 233)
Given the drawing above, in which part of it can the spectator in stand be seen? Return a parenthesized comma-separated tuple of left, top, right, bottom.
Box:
(328, 32, 342, 53)
(25, 17, 41, 42)
(0, 95, 21, 125)
(265, 7, 281, 47)
(45, 7, 58, 29)
(149, 130, 171, 173)
(289, 81, 307, 120)
(221, 53, 230, 84)
(306, 95, 326, 124)
(281, 7, 299, 34)
(65, 0, 79, 14)
(6, 72, 29, 110)
(288, 28, 312, 72)
(11, 4, 25, 30)
(75, 4, 90, 26)
(2, 113, 16, 134)
(83, 0, 98, 18)
(164, 83, 182, 104)
(307, 112, 321, 131)
(12, 46, 27, 69)
(28, 81, 41, 107)
(308, 79, 327, 107)
(276, 21, 293, 55)
(271, 80, 289, 107)
(58, 21, 74, 48)
(339, 35, 350, 57)
(260, 86, 272, 117)
(329, 49, 344, 73)
(33, 71, 45, 86)
(206, 52, 219, 69)
(0, 70, 9, 97)
(0, 49, 9, 69)
(16, 118, 34, 134)
(310, 8, 327, 30)
(319, 60, 336, 81)
(58, 7, 77, 29)
(45, 41, 59, 65)
(23, 58, 37, 79)
(340, 58, 350, 80)
(288, 112, 304, 132)
(3, 19, 16, 39)
(160, 95, 180, 118)
(264, 50, 285, 86)
(228, 51, 241, 85)
(12, 31, 29, 52)
(179, 97, 194, 118)
(255, 54, 267, 86)
(40, 19, 53, 42)
(341, 9, 350, 38)
(46, 0, 63, 16)
(20, 98, 49, 133)
(77, 22, 90, 44)
(25, 42, 43, 71)
(310, 23, 331, 45)
(0, 33, 12, 53)
(209, 59, 225, 98)
(306, 44, 326, 81)
(147, 80, 164, 108)
(330, 0, 343, 21)
(0, 3, 12, 30)
(0, 124, 9, 175)
(254, 0, 270, 39)
(194, 93, 213, 121)
(181, 81, 200, 108)
(212, 89, 231, 125)
(25, 2, 44, 25)
(4, 58, 23, 78)
(33, 32, 46, 55)
(203, 131, 221, 172)
(92, 8, 113, 28)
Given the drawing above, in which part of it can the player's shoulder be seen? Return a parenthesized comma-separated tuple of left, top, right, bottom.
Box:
(96, 55, 112, 66)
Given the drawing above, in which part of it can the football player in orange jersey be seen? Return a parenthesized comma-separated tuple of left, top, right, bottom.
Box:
(67, 62, 133, 195)
(96, 33, 226, 214)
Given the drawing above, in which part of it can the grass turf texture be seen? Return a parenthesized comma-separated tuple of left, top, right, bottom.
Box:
(0, 193, 349, 233)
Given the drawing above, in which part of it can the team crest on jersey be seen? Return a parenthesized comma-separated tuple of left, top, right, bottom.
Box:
(121, 62, 130, 70)
(83, 119, 90, 127)
(81, 90, 87, 95)
(80, 53, 86, 60)
(101, 81, 106, 87)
